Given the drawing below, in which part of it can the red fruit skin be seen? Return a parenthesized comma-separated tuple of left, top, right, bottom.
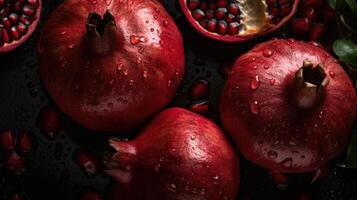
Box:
(179, 0, 299, 43)
(220, 39, 357, 173)
(0, 0, 42, 53)
(37, 0, 185, 132)
(106, 107, 240, 200)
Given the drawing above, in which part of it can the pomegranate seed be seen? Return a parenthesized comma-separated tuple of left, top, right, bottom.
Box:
(189, 101, 211, 116)
(0, 7, 10, 17)
(208, 2, 216, 10)
(311, 165, 329, 183)
(280, 4, 291, 16)
(190, 79, 210, 100)
(215, 8, 227, 20)
(292, 18, 311, 34)
(228, 22, 239, 35)
(37, 106, 62, 140)
(269, 171, 289, 190)
(80, 190, 103, 200)
(308, 23, 325, 42)
(228, 3, 239, 15)
(187, 0, 199, 11)
(205, 9, 214, 19)
(199, 19, 208, 29)
(23, 5, 35, 16)
(2, 29, 12, 43)
(16, 23, 28, 36)
(10, 27, 20, 40)
(216, 0, 227, 8)
(27, 0, 38, 7)
(7, 194, 25, 200)
(19, 15, 31, 25)
(269, 6, 280, 16)
(217, 20, 227, 35)
(322, 6, 336, 23)
(2, 17, 12, 27)
(192, 9, 205, 21)
(199, 1, 207, 10)
(4, 151, 27, 174)
(0, 130, 16, 151)
(303, 8, 316, 21)
(9, 13, 18, 23)
(226, 14, 236, 24)
(16, 131, 34, 154)
(207, 19, 217, 32)
(13, 2, 21, 11)
(74, 150, 102, 177)
(302, 0, 323, 8)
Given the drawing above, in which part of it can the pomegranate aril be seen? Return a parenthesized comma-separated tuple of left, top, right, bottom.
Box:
(0, 7, 10, 17)
(228, 3, 239, 15)
(27, 0, 38, 7)
(2, 17, 12, 27)
(208, 2, 216, 10)
(19, 15, 31, 25)
(22, 5, 35, 16)
(74, 150, 102, 177)
(269, 6, 280, 16)
(207, 19, 217, 32)
(308, 23, 325, 41)
(217, 20, 227, 35)
(228, 22, 239, 35)
(190, 79, 209, 100)
(16, 23, 28, 36)
(215, 8, 227, 20)
(199, 19, 208, 29)
(13, 2, 21, 11)
(216, 0, 227, 8)
(189, 100, 211, 116)
(2, 29, 12, 43)
(17, 131, 34, 154)
(199, 1, 207, 10)
(187, 0, 199, 11)
(226, 14, 236, 24)
(280, 4, 291, 16)
(4, 151, 27, 174)
(205, 9, 214, 19)
(292, 18, 311, 34)
(192, 9, 205, 21)
(303, 8, 316, 21)
(9, 13, 18, 23)
(10, 27, 20, 40)
(0, 130, 16, 151)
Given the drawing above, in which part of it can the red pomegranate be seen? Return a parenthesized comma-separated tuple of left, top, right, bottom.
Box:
(220, 39, 357, 173)
(179, 0, 299, 42)
(0, 0, 41, 53)
(37, 0, 185, 132)
(105, 107, 240, 200)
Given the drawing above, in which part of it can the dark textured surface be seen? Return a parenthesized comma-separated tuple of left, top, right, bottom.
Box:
(0, 0, 356, 199)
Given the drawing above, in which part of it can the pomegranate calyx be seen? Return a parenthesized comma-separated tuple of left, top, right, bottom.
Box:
(294, 60, 329, 109)
(86, 10, 118, 54)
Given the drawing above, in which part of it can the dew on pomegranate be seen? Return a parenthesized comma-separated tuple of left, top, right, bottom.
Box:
(280, 157, 293, 168)
(263, 49, 274, 57)
(249, 99, 259, 115)
(329, 71, 335, 78)
(189, 100, 211, 116)
(267, 150, 278, 159)
(250, 75, 260, 90)
(166, 183, 177, 192)
(130, 35, 141, 45)
(269, 78, 276, 85)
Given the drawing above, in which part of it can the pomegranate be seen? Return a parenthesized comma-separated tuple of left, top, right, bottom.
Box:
(105, 107, 240, 200)
(220, 39, 357, 173)
(0, 0, 41, 53)
(179, 0, 299, 42)
(37, 0, 185, 132)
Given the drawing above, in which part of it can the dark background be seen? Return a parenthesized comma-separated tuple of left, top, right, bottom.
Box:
(0, 0, 356, 199)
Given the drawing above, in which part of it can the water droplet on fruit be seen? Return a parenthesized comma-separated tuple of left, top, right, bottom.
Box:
(213, 175, 219, 180)
(143, 70, 148, 78)
(329, 71, 335, 78)
(145, 20, 149, 24)
(136, 57, 142, 64)
(91, 0, 97, 4)
(150, 28, 154, 32)
(123, 69, 129, 76)
(153, 15, 158, 19)
(167, 80, 172, 87)
(138, 47, 144, 54)
(250, 100, 259, 115)
(267, 150, 278, 159)
(251, 65, 258, 70)
(280, 158, 293, 168)
(154, 164, 161, 172)
(167, 183, 177, 192)
(263, 49, 274, 57)
(190, 135, 196, 140)
(269, 78, 276, 85)
(250, 75, 260, 90)
(163, 20, 168, 26)
(130, 35, 140, 45)
(60, 31, 66, 35)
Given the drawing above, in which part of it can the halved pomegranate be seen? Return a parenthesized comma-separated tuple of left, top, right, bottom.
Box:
(179, 0, 299, 42)
(0, 0, 41, 53)
(37, 0, 185, 132)
(220, 39, 357, 173)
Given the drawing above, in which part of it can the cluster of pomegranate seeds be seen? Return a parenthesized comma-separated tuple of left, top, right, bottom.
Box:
(0, 0, 39, 47)
(291, 0, 335, 42)
(186, 0, 241, 35)
(266, 0, 294, 24)
(0, 130, 35, 174)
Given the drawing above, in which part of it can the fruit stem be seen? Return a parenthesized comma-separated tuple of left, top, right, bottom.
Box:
(104, 137, 137, 185)
(294, 60, 329, 109)
(86, 10, 119, 54)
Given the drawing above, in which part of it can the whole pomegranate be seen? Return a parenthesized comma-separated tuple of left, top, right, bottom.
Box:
(0, 0, 41, 52)
(105, 107, 240, 200)
(179, 0, 299, 42)
(220, 39, 357, 173)
(37, 0, 185, 132)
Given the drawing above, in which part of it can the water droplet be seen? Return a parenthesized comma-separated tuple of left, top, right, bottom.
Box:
(145, 20, 150, 24)
(269, 78, 276, 85)
(329, 71, 335, 78)
(280, 158, 293, 168)
(143, 70, 148, 78)
(140, 37, 149, 43)
(105, 0, 112, 5)
(154, 164, 160, 172)
(213, 175, 219, 180)
(288, 141, 296, 146)
(116, 63, 123, 72)
(250, 75, 260, 90)
(200, 188, 205, 195)
(109, 79, 115, 85)
(68, 44, 75, 49)
(130, 35, 140, 45)
(167, 184, 177, 192)
(138, 47, 144, 54)
(136, 57, 142, 64)
(168, 80, 172, 87)
(150, 28, 154, 32)
(267, 150, 278, 159)
(91, 0, 97, 4)
(123, 69, 128, 76)
(153, 15, 158, 19)
(263, 49, 274, 57)
(129, 79, 134, 86)
(60, 31, 66, 35)
(251, 57, 256, 61)
(163, 20, 168, 26)
(250, 100, 259, 115)
(190, 135, 196, 140)
(154, 8, 159, 12)
(251, 65, 257, 70)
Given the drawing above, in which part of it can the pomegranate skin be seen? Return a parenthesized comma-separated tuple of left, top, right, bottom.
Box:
(37, 0, 185, 132)
(220, 39, 357, 173)
(106, 107, 240, 200)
